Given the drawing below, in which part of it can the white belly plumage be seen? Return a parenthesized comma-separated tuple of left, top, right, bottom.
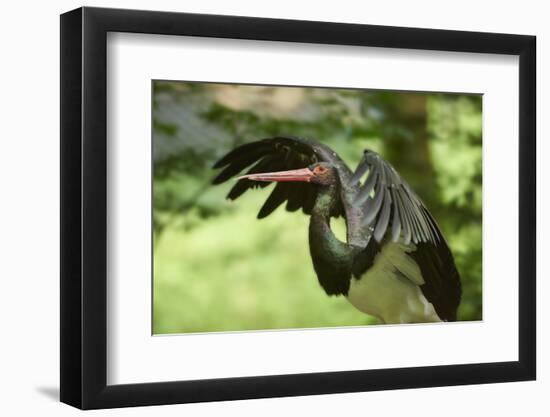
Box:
(346, 241, 441, 324)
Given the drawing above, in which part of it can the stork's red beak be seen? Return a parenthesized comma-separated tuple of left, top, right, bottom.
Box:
(237, 168, 314, 182)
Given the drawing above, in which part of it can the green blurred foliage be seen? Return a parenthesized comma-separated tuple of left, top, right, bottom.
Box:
(152, 81, 482, 334)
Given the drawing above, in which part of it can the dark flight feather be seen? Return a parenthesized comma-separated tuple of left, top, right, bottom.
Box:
(352, 151, 440, 246)
(258, 183, 288, 218)
(410, 238, 461, 321)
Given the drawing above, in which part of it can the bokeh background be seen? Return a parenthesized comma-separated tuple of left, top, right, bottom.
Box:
(152, 81, 482, 334)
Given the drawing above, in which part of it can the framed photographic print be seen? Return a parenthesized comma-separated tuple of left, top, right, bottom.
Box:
(60, 6, 536, 409)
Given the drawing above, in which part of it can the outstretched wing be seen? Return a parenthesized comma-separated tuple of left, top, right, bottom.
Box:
(350, 150, 440, 245)
(212, 136, 352, 218)
(350, 150, 462, 321)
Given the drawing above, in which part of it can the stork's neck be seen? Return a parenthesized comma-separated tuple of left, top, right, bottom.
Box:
(312, 184, 339, 218)
(308, 185, 354, 296)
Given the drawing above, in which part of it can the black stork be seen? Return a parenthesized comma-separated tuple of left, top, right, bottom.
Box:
(213, 136, 461, 324)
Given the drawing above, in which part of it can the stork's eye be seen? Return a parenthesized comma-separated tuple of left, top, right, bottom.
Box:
(314, 166, 327, 174)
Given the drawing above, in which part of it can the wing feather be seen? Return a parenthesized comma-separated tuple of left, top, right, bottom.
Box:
(258, 183, 288, 219)
(354, 170, 378, 205)
(349, 150, 461, 321)
(213, 136, 352, 219)
(390, 193, 402, 242)
(362, 183, 385, 226)
(392, 188, 412, 245)
(352, 151, 441, 246)
(373, 192, 392, 242)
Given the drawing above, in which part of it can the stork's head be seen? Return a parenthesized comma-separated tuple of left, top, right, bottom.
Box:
(237, 162, 338, 187)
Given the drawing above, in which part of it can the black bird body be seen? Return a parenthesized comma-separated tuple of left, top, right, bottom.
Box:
(213, 136, 461, 323)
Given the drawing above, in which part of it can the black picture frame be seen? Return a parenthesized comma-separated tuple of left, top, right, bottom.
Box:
(60, 6, 536, 410)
